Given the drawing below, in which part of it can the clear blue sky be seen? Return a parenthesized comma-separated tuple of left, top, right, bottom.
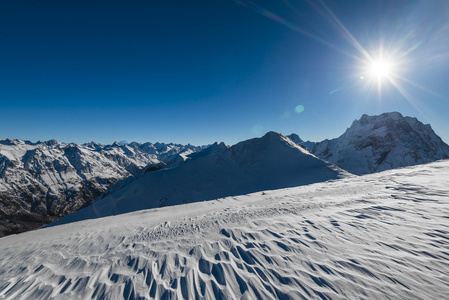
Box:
(1, 0, 448, 145)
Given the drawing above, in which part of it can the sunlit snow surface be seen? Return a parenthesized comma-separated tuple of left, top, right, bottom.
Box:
(1, 160, 449, 299)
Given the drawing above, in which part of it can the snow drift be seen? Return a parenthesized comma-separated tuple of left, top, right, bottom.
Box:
(1, 159, 448, 299)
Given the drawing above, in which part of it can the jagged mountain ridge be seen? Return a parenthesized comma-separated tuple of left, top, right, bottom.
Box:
(312, 112, 449, 175)
(0, 139, 202, 236)
(51, 131, 350, 227)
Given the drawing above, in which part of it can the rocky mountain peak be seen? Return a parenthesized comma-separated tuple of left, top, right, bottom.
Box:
(313, 112, 449, 174)
(287, 133, 305, 145)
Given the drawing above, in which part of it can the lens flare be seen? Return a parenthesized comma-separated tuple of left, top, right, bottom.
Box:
(251, 124, 264, 135)
(295, 105, 305, 113)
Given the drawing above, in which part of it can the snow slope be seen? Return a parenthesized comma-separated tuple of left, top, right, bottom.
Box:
(0, 139, 202, 236)
(0, 159, 448, 299)
(313, 112, 449, 175)
(50, 132, 349, 226)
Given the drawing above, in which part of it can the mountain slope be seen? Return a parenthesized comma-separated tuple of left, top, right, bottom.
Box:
(1, 159, 448, 299)
(313, 112, 449, 174)
(0, 139, 201, 236)
(51, 132, 349, 226)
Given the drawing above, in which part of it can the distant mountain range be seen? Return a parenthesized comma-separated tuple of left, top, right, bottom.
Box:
(0, 140, 202, 236)
(1, 112, 448, 236)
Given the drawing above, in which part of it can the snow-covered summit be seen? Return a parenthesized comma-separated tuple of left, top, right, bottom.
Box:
(287, 133, 315, 151)
(313, 112, 449, 174)
(51, 131, 350, 226)
(286, 133, 304, 145)
(117, 140, 130, 146)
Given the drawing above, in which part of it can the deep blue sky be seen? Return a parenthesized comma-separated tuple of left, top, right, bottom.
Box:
(1, 0, 448, 145)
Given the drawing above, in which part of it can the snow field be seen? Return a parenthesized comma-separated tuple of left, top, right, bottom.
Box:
(1, 160, 449, 299)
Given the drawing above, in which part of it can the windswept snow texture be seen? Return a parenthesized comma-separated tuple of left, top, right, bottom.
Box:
(1, 160, 448, 299)
(0, 139, 202, 236)
(51, 132, 349, 226)
(313, 112, 449, 175)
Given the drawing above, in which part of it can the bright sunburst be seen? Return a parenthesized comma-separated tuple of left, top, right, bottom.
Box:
(359, 52, 399, 91)
(368, 59, 393, 80)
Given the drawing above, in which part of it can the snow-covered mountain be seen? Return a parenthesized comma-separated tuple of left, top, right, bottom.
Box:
(286, 133, 315, 151)
(1, 159, 448, 299)
(3, 112, 447, 237)
(286, 133, 304, 145)
(51, 131, 350, 227)
(0, 139, 202, 236)
(312, 112, 449, 175)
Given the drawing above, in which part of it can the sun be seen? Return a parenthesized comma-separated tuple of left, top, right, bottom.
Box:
(369, 59, 392, 79)
(358, 54, 398, 90)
